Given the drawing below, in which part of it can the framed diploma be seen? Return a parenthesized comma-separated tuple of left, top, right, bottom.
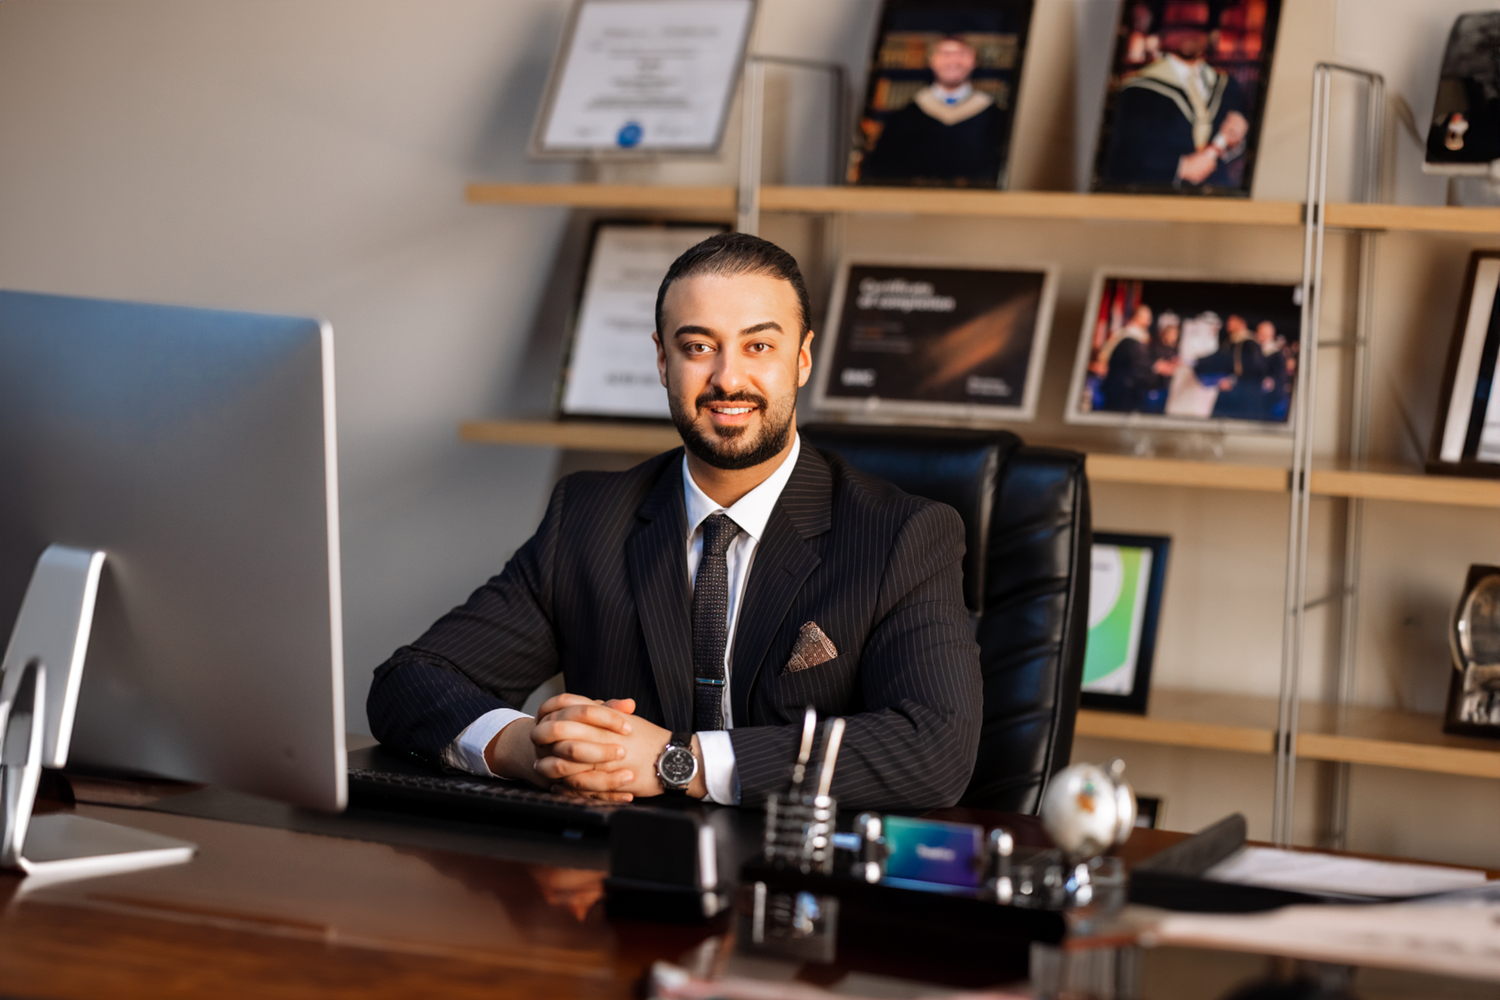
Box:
(1428, 251, 1500, 478)
(558, 221, 727, 420)
(812, 259, 1058, 424)
(1066, 269, 1301, 433)
(1080, 532, 1171, 715)
(531, 0, 757, 157)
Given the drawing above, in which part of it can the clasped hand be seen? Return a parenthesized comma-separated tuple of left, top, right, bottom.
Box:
(488, 693, 698, 801)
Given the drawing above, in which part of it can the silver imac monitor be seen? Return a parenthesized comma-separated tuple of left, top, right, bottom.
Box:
(0, 290, 346, 813)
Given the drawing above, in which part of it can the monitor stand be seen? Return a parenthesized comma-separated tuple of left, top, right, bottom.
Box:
(1, 546, 194, 884)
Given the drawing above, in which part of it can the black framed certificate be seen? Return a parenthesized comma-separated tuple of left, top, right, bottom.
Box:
(1429, 251, 1500, 478)
(531, 0, 756, 157)
(813, 260, 1057, 423)
(558, 221, 727, 420)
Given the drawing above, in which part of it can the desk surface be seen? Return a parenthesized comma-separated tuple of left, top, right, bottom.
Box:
(0, 797, 1493, 1000)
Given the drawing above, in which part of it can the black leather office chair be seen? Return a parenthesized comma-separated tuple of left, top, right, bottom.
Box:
(802, 425, 1091, 814)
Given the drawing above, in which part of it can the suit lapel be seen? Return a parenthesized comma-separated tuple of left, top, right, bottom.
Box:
(729, 445, 833, 724)
(626, 455, 694, 732)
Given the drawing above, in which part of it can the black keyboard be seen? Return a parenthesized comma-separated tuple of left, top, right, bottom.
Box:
(346, 751, 622, 832)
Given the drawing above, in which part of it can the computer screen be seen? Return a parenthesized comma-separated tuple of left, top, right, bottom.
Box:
(0, 290, 346, 811)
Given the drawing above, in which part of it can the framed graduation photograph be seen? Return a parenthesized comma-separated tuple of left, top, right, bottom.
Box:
(813, 259, 1058, 423)
(557, 220, 728, 420)
(530, 0, 756, 158)
(1081, 532, 1171, 714)
(847, 0, 1035, 188)
(1066, 270, 1301, 433)
(1091, 0, 1282, 197)
(1429, 250, 1500, 478)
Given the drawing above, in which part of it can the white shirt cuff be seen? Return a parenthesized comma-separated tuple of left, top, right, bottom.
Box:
(696, 729, 740, 805)
(441, 708, 531, 777)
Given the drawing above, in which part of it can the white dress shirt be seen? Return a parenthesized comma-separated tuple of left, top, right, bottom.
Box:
(443, 434, 803, 806)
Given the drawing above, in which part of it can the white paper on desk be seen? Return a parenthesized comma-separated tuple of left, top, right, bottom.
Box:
(540, 0, 754, 153)
(1206, 846, 1488, 900)
(1148, 902, 1500, 983)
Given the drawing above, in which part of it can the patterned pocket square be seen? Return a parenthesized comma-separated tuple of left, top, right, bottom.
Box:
(784, 621, 838, 674)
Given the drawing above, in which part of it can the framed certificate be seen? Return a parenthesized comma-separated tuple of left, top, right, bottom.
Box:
(1428, 251, 1500, 478)
(531, 0, 757, 157)
(812, 259, 1057, 423)
(1066, 269, 1301, 433)
(558, 221, 727, 420)
(1080, 532, 1171, 714)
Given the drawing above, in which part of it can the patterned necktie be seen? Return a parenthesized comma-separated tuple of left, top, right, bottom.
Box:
(692, 512, 741, 731)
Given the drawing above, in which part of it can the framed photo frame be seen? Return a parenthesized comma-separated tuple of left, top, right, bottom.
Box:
(1065, 269, 1301, 434)
(1428, 251, 1500, 478)
(1091, 0, 1282, 197)
(530, 0, 756, 158)
(1080, 532, 1171, 714)
(847, 0, 1036, 189)
(1444, 564, 1500, 739)
(1134, 795, 1165, 830)
(556, 220, 728, 420)
(812, 258, 1058, 424)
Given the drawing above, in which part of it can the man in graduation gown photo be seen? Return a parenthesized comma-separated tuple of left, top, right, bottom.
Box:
(1100, 2, 1250, 190)
(861, 35, 1006, 186)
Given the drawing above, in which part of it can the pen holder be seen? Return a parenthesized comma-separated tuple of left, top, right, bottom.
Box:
(763, 790, 837, 875)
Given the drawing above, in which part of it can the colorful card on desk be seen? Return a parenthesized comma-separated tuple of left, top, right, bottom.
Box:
(881, 815, 983, 888)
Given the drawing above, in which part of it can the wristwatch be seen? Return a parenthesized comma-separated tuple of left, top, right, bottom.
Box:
(655, 732, 698, 795)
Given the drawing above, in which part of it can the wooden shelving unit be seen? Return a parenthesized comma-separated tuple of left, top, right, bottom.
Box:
(459, 419, 1500, 509)
(1078, 689, 1500, 779)
(462, 178, 1500, 844)
(465, 183, 1500, 234)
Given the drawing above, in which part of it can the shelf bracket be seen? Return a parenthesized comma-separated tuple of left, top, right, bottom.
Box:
(1275, 63, 1385, 849)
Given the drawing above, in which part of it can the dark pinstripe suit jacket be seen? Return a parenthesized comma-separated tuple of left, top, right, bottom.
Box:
(367, 444, 982, 809)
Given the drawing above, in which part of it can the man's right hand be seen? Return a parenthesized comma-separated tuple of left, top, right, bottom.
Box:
(482, 693, 642, 800)
(1178, 147, 1219, 185)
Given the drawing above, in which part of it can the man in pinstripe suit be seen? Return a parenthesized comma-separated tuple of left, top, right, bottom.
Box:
(368, 234, 982, 809)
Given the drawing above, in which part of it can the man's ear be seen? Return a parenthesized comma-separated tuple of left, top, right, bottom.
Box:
(653, 331, 669, 388)
(797, 330, 815, 388)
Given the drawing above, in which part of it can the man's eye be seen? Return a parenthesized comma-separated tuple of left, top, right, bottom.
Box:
(685, 342, 713, 354)
(748, 342, 771, 353)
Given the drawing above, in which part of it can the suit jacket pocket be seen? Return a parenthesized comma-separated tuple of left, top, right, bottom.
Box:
(772, 650, 858, 715)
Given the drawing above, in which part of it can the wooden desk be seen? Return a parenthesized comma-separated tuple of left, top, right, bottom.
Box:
(0, 799, 1492, 999)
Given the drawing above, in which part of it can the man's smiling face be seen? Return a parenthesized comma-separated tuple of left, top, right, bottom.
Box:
(653, 271, 812, 471)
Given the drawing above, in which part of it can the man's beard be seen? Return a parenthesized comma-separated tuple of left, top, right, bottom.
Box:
(671, 386, 796, 471)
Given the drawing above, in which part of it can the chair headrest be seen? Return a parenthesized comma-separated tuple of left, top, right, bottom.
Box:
(802, 425, 1022, 612)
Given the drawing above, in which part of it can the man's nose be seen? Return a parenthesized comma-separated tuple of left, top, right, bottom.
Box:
(710, 348, 746, 392)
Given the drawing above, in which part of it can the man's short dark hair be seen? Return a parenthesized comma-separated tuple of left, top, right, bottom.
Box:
(654, 232, 812, 339)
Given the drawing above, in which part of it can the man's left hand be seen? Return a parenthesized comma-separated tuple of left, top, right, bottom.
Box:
(532, 694, 707, 800)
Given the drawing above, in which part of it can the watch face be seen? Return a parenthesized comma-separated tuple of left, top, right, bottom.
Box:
(659, 745, 696, 788)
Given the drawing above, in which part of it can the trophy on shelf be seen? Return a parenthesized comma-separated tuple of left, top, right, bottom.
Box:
(1445, 564, 1500, 738)
(1424, 12, 1500, 206)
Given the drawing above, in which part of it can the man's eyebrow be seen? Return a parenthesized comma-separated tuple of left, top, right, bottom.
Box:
(672, 320, 786, 338)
